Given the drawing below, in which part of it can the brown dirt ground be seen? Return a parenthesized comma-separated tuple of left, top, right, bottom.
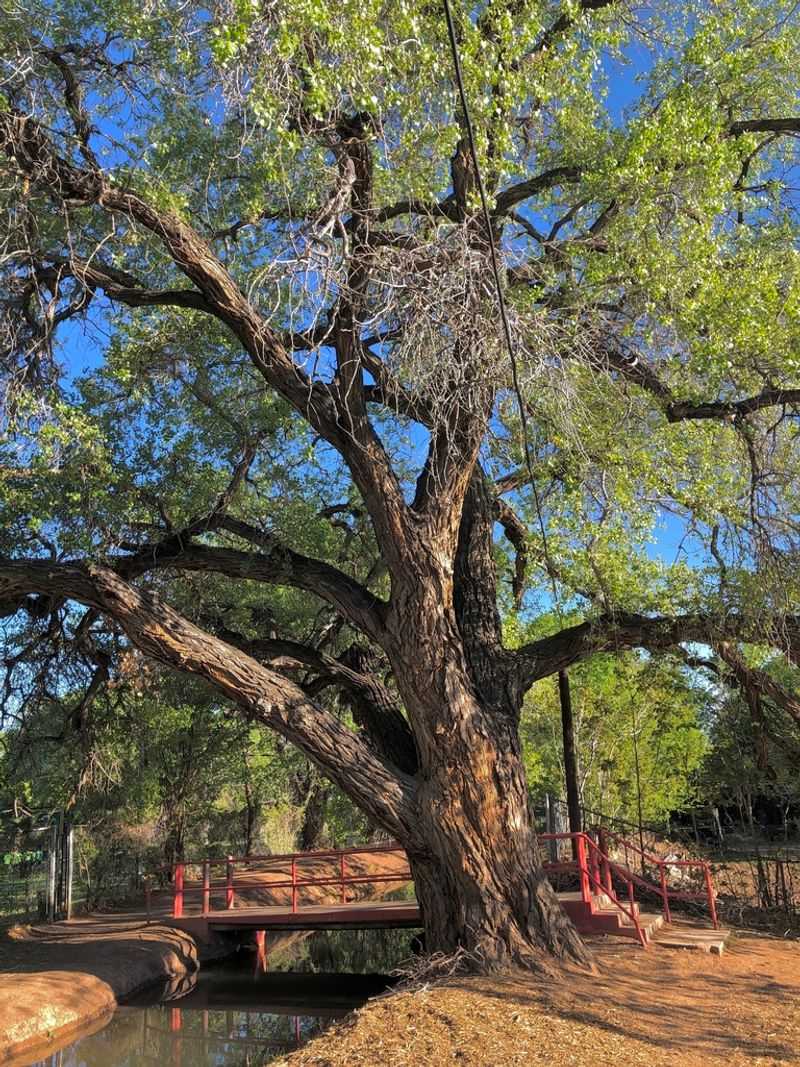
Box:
(274, 931, 800, 1067)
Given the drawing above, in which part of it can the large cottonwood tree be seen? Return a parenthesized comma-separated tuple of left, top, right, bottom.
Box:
(2, 0, 800, 969)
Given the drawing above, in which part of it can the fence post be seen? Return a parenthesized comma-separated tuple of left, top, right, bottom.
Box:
(704, 864, 719, 929)
(291, 857, 297, 913)
(173, 863, 184, 918)
(226, 855, 234, 910)
(64, 822, 74, 921)
(46, 822, 57, 922)
(202, 860, 210, 917)
(145, 879, 152, 924)
(340, 854, 346, 905)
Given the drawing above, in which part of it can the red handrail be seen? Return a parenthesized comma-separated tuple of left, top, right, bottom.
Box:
(598, 827, 718, 928)
(144, 844, 412, 918)
(540, 831, 648, 946)
(146, 840, 402, 877)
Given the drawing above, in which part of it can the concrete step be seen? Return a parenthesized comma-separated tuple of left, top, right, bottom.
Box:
(576, 906, 664, 944)
(651, 921, 731, 955)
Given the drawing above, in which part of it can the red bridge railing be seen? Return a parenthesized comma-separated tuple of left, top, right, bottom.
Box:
(144, 842, 410, 921)
(541, 831, 649, 946)
(143, 831, 717, 936)
(594, 827, 718, 928)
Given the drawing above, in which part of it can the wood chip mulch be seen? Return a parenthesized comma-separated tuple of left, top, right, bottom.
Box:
(274, 931, 800, 1066)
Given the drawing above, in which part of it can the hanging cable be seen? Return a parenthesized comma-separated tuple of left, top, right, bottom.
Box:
(441, 0, 561, 614)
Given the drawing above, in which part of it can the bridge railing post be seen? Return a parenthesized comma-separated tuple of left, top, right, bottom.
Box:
(291, 857, 297, 913)
(576, 834, 590, 905)
(588, 835, 600, 889)
(704, 863, 719, 929)
(202, 860, 210, 917)
(226, 855, 234, 910)
(144, 878, 152, 924)
(173, 863, 184, 918)
(340, 854, 346, 904)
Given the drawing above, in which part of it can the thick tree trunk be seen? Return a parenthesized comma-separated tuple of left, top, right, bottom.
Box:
(387, 544, 589, 971)
(299, 779, 331, 852)
(406, 735, 588, 970)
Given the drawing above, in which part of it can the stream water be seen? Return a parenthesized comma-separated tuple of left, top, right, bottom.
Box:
(21, 930, 414, 1067)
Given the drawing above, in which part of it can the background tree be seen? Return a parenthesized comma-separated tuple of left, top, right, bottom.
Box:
(521, 652, 709, 825)
(2, 0, 800, 971)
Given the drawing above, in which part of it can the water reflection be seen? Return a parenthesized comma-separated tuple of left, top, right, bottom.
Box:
(27, 966, 391, 1067)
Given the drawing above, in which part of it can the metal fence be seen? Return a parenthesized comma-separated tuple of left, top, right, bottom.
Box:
(709, 849, 800, 928)
(0, 819, 54, 925)
(0, 814, 147, 925)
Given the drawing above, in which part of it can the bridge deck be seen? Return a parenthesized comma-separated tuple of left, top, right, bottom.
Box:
(168, 899, 422, 938)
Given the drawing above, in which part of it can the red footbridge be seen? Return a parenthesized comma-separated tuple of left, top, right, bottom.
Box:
(143, 829, 718, 957)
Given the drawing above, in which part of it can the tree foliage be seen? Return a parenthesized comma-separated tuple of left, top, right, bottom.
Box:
(522, 653, 709, 824)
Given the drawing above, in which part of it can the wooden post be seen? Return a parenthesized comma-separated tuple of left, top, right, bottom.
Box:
(598, 826, 613, 893)
(226, 855, 234, 909)
(202, 860, 210, 917)
(559, 670, 582, 859)
(291, 857, 297, 913)
(173, 863, 184, 918)
(704, 864, 719, 929)
(544, 794, 559, 863)
(340, 854, 346, 904)
(145, 879, 152, 924)
(588, 836, 600, 891)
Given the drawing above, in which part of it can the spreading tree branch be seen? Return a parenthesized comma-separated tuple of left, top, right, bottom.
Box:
(0, 107, 416, 574)
(115, 520, 388, 647)
(0, 557, 416, 833)
(514, 611, 800, 691)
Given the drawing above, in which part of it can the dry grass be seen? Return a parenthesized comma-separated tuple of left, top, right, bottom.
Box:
(274, 931, 800, 1067)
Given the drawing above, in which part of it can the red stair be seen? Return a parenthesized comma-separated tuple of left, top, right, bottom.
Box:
(541, 831, 718, 948)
